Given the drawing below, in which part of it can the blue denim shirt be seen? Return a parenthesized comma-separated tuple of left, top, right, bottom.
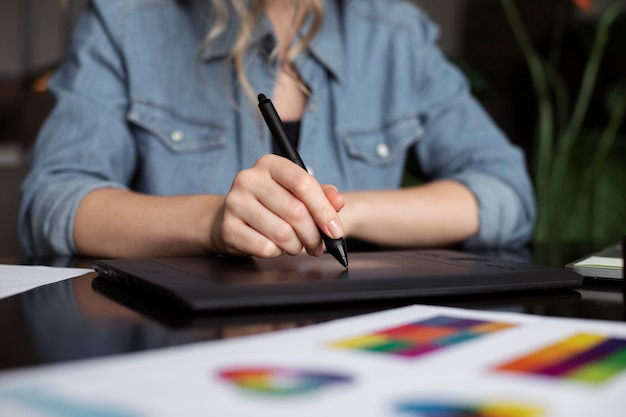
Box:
(19, 0, 535, 256)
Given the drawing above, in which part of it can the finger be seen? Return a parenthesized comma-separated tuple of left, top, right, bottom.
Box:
(321, 184, 345, 212)
(237, 167, 324, 256)
(224, 188, 305, 256)
(270, 164, 345, 239)
(218, 207, 284, 258)
(243, 156, 325, 256)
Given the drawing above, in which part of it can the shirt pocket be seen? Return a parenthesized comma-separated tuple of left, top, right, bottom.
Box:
(336, 116, 424, 189)
(127, 100, 226, 154)
(339, 116, 423, 166)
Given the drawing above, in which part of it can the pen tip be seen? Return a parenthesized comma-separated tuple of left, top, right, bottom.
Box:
(330, 252, 348, 268)
(328, 241, 349, 268)
(257, 93, 267, 102)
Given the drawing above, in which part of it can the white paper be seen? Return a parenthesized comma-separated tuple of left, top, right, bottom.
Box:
(1, 305, 626, 416)
(574, 255, 623, 269)
(0, 265, 94, 299)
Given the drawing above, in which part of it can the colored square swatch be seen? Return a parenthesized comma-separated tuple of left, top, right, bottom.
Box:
(395, 399, 543, 417)
(494, 332, 626, 384)
(330, 315, 516, 359)
(217, 366, 352, 396)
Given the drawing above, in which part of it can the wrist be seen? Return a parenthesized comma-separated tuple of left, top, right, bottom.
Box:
(195, 195, 226, 255)
(338, 192, 363, 239)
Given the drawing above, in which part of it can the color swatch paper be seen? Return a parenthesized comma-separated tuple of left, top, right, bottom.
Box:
(330, 315, 516, 359)
(495, 333, 626, 384)
(2, 305, 626, 416)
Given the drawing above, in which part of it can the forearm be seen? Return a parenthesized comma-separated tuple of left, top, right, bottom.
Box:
(74, 188, 223, 258)
(340, 180, 479, 248)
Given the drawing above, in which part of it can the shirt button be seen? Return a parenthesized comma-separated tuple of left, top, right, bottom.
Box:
(376, 143, 390, 159)
(308, 102, 318, 112)
(171, 130, 184, 142)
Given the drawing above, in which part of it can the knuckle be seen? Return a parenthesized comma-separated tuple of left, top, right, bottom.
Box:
(256, 153, 275, 168)
(223, 192, 243, 214)
(232, 169, 254, 188)
(287, 199, 309, 223)
(284, 246, 304, 256)
(292, 172, 316, 194)
(256, 240, 281, 259)
(272, 220, 294, 244)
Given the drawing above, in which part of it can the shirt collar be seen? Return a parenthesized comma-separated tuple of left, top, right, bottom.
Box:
(302, 0, 344, 82)
(200, 2, 345, 82)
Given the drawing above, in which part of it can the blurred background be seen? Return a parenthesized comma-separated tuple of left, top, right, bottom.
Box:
(1, 0, 624, 259)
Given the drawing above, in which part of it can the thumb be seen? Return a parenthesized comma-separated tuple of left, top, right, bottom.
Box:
(321, 184, 345, 212)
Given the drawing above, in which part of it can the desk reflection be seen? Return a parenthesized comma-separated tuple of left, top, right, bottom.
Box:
(6, 244, 623, 372)
(19, 275, 215, 364)
(12, 275, 582, 371)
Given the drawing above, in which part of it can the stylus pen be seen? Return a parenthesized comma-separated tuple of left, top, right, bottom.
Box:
(257, 93, 348, 268)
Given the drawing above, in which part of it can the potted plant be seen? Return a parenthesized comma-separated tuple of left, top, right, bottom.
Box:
(499, 0, 626, 260)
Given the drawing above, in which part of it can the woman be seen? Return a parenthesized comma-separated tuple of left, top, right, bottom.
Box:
(19, 0, 535, 258)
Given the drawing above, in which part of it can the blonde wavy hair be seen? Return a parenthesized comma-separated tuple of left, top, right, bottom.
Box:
(202, 0, 324, 102)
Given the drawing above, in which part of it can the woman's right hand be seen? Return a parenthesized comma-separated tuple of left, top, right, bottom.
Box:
(210, 154, 345, 259)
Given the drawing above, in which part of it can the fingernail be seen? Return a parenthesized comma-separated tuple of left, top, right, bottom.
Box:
(327, 219, 342, 239)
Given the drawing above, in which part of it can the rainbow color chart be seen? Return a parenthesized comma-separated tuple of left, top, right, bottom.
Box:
(395, 399, 543, 417)
(217, 366, 352, 396)
(330, 315, 516, 359)
(495, 332, 626, 384)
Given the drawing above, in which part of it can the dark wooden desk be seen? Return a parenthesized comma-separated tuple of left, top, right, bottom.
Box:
(0, 246, 623, 372)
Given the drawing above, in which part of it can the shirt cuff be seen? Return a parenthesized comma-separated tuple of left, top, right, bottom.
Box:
(29, 178, 127, 256)
(450, 171, 532, 248)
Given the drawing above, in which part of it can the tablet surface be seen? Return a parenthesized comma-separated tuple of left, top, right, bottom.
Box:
(93, 249, 583, 311)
